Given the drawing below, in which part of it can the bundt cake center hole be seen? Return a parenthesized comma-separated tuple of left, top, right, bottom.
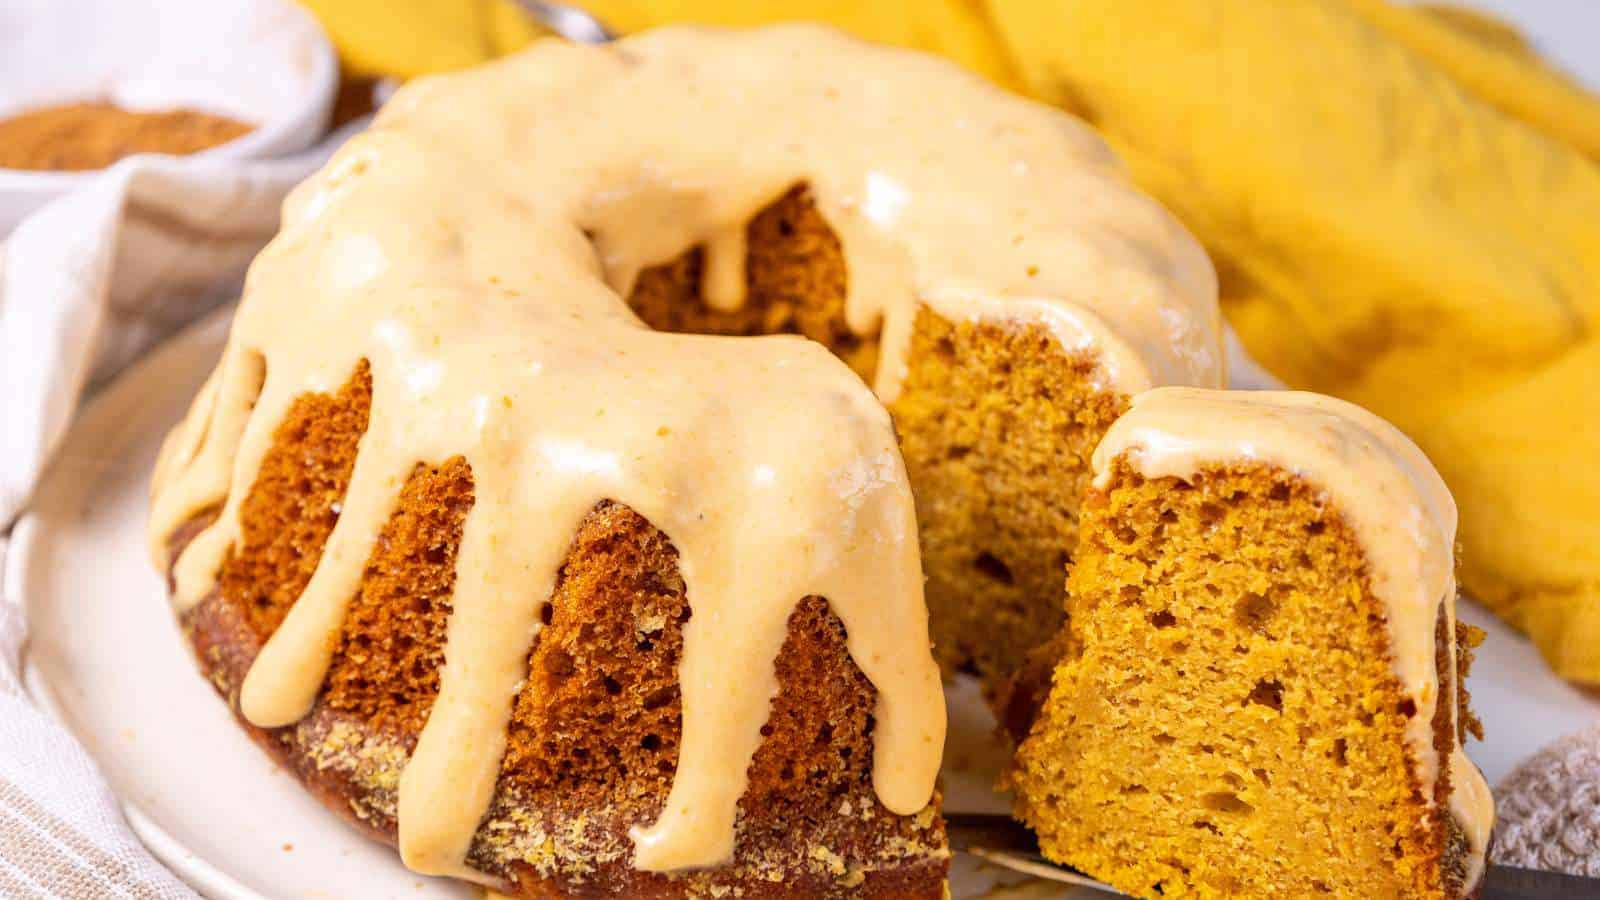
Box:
(620, 183, 883, 385)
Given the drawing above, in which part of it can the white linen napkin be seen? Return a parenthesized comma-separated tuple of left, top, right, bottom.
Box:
(0, 149, 345, 523)
(0, 0, 339, 522)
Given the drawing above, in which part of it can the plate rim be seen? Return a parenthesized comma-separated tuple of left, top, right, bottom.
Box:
(4, 307, 266, 900)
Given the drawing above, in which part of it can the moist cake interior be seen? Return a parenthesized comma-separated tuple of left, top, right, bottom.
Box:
(629, 185, 1125, 694)
(1010, 458, 1484, 897)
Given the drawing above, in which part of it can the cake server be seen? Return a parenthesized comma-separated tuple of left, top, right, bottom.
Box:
(946, 812, 1600, 899)
(514, 1, 616, 43)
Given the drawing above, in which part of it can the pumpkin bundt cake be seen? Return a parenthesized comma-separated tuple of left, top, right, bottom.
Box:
(146, 25, 1220, 896)
(1009, 388, 1494, 898)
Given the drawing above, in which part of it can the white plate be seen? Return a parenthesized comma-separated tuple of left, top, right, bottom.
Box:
(10, 309, 1600, 898)
(5, 309, 1108, 898)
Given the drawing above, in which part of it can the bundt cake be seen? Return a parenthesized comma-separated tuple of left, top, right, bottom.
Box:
(146, 25, 1220, 896)
(1008, 388, 1494, 898)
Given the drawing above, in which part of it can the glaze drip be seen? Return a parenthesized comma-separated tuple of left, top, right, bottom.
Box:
(150, 25, 1218, 878)
(1092, 387, 1494, 890)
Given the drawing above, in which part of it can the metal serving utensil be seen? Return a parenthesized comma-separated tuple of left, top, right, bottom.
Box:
(946, 813, 1600, 899)
(945, 813, 1114, 892)
(499, 5, 1600, 899)
(514, 1, 616, 44)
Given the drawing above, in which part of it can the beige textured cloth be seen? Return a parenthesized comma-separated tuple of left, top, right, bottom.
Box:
(0, 537, 197, 898)
(1494, 721, 1600, 876)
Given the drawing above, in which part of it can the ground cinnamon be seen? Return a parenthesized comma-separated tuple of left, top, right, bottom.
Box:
(0, 102, 253, 171)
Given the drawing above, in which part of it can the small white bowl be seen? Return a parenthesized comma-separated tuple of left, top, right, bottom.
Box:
(0, 0, 338, 233)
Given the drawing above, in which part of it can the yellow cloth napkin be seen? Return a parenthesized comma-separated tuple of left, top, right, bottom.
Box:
(296, 0, 1600, 685)
(295, 0, 543, 78)
(982, 0, 1600, 685)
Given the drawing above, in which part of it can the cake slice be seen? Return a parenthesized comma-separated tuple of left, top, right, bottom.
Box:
(1009, 387, 1493, 898)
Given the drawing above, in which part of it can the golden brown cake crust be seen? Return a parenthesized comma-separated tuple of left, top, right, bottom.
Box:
(169, 362, 947, 898)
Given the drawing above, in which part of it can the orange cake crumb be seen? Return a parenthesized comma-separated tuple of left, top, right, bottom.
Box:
(1011, 459, 1483, 898)
(632, 186, 1125, 698)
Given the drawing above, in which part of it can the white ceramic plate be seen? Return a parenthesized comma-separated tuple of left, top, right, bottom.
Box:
(6, 309, 1112, 898)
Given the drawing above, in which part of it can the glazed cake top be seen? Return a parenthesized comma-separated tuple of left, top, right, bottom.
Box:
(151, 25, 1221, 880)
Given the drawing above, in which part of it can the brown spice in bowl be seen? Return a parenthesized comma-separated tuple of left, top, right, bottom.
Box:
(0, 102, 253, 171)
